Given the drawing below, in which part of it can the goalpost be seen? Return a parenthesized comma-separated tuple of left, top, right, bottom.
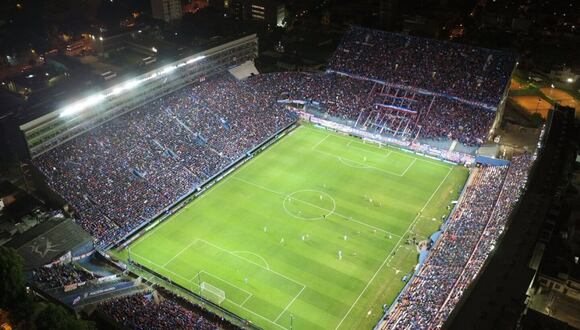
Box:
(363, 137, 384, 148)
(200, 282, 226, 304)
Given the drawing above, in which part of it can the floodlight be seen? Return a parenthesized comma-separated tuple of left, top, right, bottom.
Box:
(110, 87, 124, 96)
(186, 55, 205, 64)
(124, 79, 141, 90)
(59, 93, 105, 117)
(59, 103, 83, 117)
(85, 93, 105, 106)
(160, 66, 177, 75)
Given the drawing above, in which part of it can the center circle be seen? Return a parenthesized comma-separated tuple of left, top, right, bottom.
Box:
(282, 190, 336, 221)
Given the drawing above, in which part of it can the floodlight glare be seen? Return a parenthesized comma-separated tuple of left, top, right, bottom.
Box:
(59, 103, 83, 117)
(85, 93, 106, 106)
(160, 66, 177, 75)
(186, 55, 205, 65)
(110, 87, 125, 96)
(124, 79, 141, 90)
(59, 93, 105, 117)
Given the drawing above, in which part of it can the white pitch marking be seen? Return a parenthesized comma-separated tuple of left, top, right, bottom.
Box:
(400, 159, 417, 177)
(334, 167, 453, 330)
(233, 176, 402, 238)
(274, 286, 306, 322)
(232, 251, 271, 270)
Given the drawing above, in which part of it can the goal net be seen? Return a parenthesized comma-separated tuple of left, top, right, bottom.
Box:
(200, 282, 226, 304)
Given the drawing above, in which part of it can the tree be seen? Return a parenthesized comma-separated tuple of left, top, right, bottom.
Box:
(0, 247, 94, 329)
(0, 247, 26, 309)
(35, 304, 95, 330)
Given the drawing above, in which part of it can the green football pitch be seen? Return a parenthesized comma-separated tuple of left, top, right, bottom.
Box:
(117, 125, 468, 330)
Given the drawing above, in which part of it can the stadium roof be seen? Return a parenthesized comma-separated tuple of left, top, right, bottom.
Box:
(6, 217, 93, 269)
(2, 33, 255, 125)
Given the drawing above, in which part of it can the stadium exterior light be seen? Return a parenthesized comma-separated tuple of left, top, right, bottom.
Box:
(124, 79, 141, 90)
(160, 66, 177, 75)
(59, 54, 206, 118)
(59, 93, 105, 117)
(186, 55, 205, 65)
(85, 93, 106, 106)
(110, 86, 125, 96)
(59, 103, 83, 117)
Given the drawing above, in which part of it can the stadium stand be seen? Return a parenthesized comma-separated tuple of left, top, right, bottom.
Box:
(328, 26, 517, 106)
(98, 290, 233, 330)
(245, 72, 497, 146)
(381, 153, 534, 329)
(31, 263, 96, 289)
(34, 73, 296, 247)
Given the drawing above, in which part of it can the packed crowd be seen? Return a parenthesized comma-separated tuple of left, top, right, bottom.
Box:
(99, 291, 227, 330)
(328, 26, 517, 106)
(35, 73, 296, 247)
(246, 72, 495, 145)
(32, 263, 96, 288)
(37, 54, 506, 247)
(413, 97, 495, 146)
(382, 154, 533, 329)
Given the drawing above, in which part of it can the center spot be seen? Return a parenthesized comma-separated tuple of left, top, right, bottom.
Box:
(282, 190, 336, 221)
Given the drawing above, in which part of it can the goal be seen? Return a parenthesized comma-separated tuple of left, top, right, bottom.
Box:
(200, 282, 226, 304)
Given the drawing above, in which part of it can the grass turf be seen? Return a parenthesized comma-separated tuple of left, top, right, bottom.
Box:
(117, 125, 468, 330)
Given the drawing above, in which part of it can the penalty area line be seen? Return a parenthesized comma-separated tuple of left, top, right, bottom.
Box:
(334, 167, 453, 330)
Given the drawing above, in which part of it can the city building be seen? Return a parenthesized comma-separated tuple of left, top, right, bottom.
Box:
(210, 0, 286, 27)
(151, 0, 183, 22)
(548, 66, 579, 84)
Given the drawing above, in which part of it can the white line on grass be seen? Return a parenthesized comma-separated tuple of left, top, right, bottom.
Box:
(232, 251, 271, 270)
(311, 134, 331, 150)
(400, 158, 417, 177)
(240, 293, 253, 306)
(198, 270, 253, 297)
(334, 167, 453, 330)
(314, 129, 451, 169)
(129, 249, 193, 284)
(313, 148, 406, 177)
(163, 240, 198, 266)
(132, 245, 301, 330)
(131, 249, 256, 305)
(232, 176, 402, 238)
(189, 272, 200, 282)
(344, 141, 393, 159)
(274, 286, 306, 323)
(198, 239, 306, 288)
(337, 157, 371, 169)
